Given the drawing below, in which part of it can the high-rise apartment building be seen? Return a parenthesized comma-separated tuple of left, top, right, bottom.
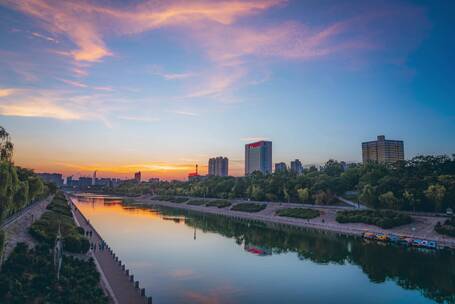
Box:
(208, 157, 229, 177)
(362, 135, 404, 164)
(290, 159, 303, 174)
(245, 141, 272, 175)
(275, 162, 287, 172)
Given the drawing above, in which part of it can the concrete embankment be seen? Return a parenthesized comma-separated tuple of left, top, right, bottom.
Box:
(134, 196, 455, 250)
(68, 196, 152, 304)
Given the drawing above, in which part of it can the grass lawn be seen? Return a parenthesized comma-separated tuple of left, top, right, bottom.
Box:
(336, 209, 412, 229)
(205, 200, 231, 208)
(187, 199, 207, 206)
(154, 196, 188, 203)
(276, 208, 320, 219)
(231, 203, 266, 213)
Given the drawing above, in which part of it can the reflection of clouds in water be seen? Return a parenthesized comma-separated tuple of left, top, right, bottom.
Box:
(183, 284, 242, 304)
(128, 261, 156, 268)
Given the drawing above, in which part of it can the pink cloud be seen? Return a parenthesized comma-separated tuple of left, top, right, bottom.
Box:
(2, 0, 285, 62)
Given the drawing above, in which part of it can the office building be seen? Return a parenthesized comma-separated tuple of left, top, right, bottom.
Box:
(290, 159, 303, 175)
(208, 157, 229, 177)
(134, 171, 141, 183)
(245, 141, 272, 175)
(275, 162, 287, 173)
(362, 135, 404, 164)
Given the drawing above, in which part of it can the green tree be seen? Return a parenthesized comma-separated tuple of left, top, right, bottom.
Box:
(359, 184, 378, 208)
(0, 126, 13, 162)
(378, 191, 398, 209)
(425, 184, 446, 211)
(297, 188, 310, 203)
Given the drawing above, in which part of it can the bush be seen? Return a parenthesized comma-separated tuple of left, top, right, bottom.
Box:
(276, 208, 320, 219)
(187, 199, 206, 206)
(29, 193, 90, 254)
(205, 200, 231, 208)
(435, 217, 455, 237)
(154, 195, 188, 203)
(231, 203, 266, 213)
(0, 243, 107, 303)
(336, 209, 412, 229)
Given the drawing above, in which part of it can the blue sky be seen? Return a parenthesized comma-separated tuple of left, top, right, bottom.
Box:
(0, 0, 454, 179)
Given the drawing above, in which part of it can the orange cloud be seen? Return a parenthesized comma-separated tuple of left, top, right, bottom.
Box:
(0, 88, 18, 97)
(3, 0, 284, 62)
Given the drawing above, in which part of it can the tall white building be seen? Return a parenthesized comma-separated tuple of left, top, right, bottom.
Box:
(208, 157, 229, 177)
(245, 141, 272, 175)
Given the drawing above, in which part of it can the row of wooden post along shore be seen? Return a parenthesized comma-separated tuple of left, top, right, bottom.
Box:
(67, 195, 152, 304)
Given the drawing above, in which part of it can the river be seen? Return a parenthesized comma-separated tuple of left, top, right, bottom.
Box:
(73, 196, 455, 304)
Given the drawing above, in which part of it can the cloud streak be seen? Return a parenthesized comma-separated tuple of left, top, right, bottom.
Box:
(2, 0, 284, 62)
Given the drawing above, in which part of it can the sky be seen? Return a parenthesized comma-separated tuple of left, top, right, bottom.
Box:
(0, 0, 454, 180)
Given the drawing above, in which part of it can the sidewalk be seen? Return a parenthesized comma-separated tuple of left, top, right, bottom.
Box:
(69, 197, 150, 304)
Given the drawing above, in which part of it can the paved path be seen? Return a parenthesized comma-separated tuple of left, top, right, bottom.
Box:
(69, 197, 150, 304)
(1, 196, 53, 260)
(134, 195, 455, 249)
(335, 195, 368, 209)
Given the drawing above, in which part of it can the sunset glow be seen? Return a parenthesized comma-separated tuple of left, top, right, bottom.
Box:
(1, 0, 454, 180)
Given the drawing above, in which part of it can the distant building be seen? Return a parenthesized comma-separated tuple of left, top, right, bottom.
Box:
(78, 177, 93, 188)
(362, 135, 404, 164)
(188, 164, 201, 181)
(92, 170, 97, 186)
(274, 162, 287, 173)
(290, 159, 303, 175)
(134, 171, 141, 183)
(208, 157, 229, 177)
(37, 173, 64, 187)
(148, 178, 160, 183)
(245, 141, 272, 175)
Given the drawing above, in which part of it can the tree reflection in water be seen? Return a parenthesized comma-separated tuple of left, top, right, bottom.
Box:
(128, 204, 455, 304)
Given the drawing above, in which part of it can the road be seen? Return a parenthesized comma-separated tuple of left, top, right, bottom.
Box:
(1, 196, 53, 261)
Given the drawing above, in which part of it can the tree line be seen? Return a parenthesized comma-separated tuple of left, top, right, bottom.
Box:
(109, 155, 455, 213)
(0, 126, 54, 223)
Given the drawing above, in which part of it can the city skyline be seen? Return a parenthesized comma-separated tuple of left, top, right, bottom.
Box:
(1, 0, 454, 180)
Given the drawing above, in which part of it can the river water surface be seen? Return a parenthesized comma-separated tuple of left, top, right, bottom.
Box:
(73, 196, 455, 304)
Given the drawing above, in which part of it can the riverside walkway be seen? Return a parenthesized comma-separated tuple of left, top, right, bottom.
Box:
(135, 195, 455, 250)
(69, 196, 151, 304)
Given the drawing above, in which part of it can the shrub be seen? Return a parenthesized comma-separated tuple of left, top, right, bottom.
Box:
(205, 200, 231, 208)
(435, 217, 455, 237)
(335, 209, 412, 229)
(0, 243, 107, 303)
(29, 193, 90, 254)
(276, 208, 320, 219)
(231, 203, 266, 213)
(187, 200, 206, 206)
(154, 195, 188, 203)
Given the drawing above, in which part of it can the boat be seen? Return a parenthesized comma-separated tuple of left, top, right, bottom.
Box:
(375, 233, 388, 242)
(363, 232, 376, 240)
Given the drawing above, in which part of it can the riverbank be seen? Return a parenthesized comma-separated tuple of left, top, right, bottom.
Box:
(68, 195, 151, 304)
(133, 195, 455, 250)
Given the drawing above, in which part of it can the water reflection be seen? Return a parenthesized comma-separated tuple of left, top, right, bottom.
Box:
(74, 197, 455, 304)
